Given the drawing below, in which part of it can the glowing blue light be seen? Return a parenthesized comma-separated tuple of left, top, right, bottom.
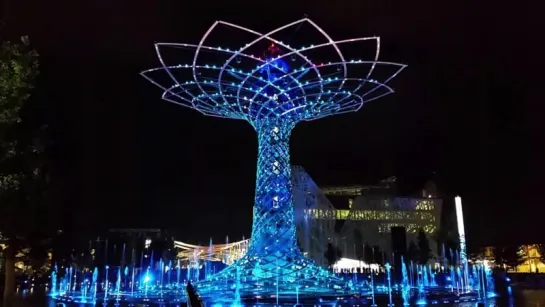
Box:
(416, 298, 428, 305)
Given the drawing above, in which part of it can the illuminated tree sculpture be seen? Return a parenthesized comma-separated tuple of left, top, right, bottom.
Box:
(142, 18, 405, 301)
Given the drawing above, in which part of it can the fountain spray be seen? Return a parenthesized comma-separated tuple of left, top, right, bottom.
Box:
(92, 267, 98, 301)
(401, 257, 410, 306)
(50, 268, 57, 296)
(104, 265, 109, 300)
(385, 263, 393, 306)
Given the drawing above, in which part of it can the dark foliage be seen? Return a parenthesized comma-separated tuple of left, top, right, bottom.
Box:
(495, 245, 525, 271)
(407, 240, 420, 263)
(0, 37, 52, 307)
(324, 243, 342, 268)
(353, 229, 364, 260)
(363, 244, 374, 263)
(417, 229, 431, 264)
(538, 244, 545, 265)
(373, 245, 384, 265)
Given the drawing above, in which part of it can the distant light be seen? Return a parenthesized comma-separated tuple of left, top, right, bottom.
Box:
(455, 196, 465, 240)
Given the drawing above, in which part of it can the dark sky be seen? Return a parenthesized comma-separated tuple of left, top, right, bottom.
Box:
(3, 0, 542, 246)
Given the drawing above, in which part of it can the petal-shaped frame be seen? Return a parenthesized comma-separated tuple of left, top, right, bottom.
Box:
(141, 18, 406, 125)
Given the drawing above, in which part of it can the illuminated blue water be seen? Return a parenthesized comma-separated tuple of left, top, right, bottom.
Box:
(48, 260, 504, 306)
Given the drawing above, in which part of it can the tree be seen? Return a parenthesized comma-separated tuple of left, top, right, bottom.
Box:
(538, 244, 545, 265)
(434, 214, 460, 266)
(18, 236, 51, 276)
(0, 37, 51, 307)
(407, 240, 420, 263)
(493, 246, 503, 267)
(417, 229, 431, 265)
(503, 245, 525, 271)
(495, 245, 525, 271)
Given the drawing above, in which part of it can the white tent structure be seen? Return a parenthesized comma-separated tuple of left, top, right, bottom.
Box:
(332, 258, 380, 273)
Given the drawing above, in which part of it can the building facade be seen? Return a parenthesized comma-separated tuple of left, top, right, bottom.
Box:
(337, 196, 441, 258)
(292, 166, 338, 266)
(173, 167, 442, 266)
(292, 169, 442, 261)
(174, 239, 249, 267)
(173, 167, 337, 267)
(476, 245, 545, 273)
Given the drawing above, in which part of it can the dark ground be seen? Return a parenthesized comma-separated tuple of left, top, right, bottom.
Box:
(1, 286, 540, 307)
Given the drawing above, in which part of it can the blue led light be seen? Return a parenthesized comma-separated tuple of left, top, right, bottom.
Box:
(142, 18, 405, 302)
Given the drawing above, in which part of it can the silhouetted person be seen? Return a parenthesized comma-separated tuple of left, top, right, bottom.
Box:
(186, 282, 204, 307)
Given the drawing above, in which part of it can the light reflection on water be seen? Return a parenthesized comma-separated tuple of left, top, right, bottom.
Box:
(15, 288, 545, 307)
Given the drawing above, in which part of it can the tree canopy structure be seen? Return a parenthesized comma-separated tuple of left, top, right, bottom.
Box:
(142, 18, 405, 301)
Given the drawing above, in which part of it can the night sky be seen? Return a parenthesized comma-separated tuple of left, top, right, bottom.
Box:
(3, 0, 542, 247)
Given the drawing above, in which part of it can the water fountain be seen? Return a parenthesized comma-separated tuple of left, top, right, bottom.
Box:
(234, 265, 242, 306)
(49, 17, 503, 307)
(370, 267, 376, 306)
(176, 259, 181, 287)
(456, 266, 463, 293)
(167, 260, 172, 286)
(104, 265, 109, 300)
(115, 267, 121, 301)
(50, 267, 57, 296)
(485, 262, 495, 296)
(80, 279, 86, 301)
(159, 259, 164, 292)
(401, 257, 410, 306)
(422, 265, 429, 287)
(450, 265, 456, 292)
(92, 268, 98, 301)
(59, 275, 66, 295)
(206, 238, 213, 280)
(385, 263, 393, 306)
(428, 264, 437, 286)
(417, 266, 426, 305)
(50, 255, 502, 306)
(68, 266, 73, 293)
(73, 267, 78, 292)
